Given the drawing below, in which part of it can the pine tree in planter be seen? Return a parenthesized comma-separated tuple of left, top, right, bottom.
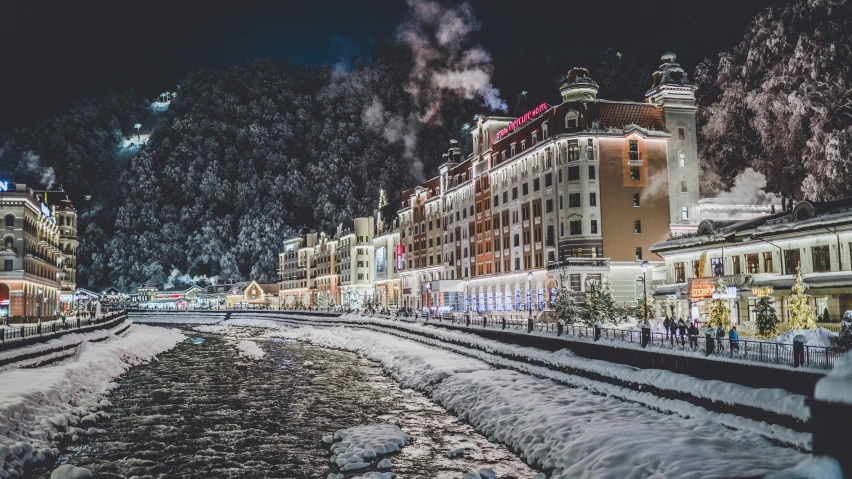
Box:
(707, 277, 731, 329)
(554, 283, 581, 325)
(788, 267, 817, 330)
(755, 296, 780, 338)
(839, 313, 852, 349)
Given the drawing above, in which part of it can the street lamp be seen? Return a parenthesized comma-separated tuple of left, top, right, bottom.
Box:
(426, 282, 432, 319)
(641, 260, 649, 323)
(465, 278, 470, 319)
(526, 272, 533, 318)
(37, 288, 43, 323)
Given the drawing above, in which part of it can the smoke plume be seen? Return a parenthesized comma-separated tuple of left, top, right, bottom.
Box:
(396, 0, 507, 124)
(363, 97, 424, 182)
(715, 168, 778, 205)
(163, 268, 218, 290)
(22, 150, 56, 190)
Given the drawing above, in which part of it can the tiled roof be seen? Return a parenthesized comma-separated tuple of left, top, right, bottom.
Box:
(597, 102, 664, 130)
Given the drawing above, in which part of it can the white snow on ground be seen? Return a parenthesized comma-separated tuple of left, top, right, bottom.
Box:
(0, 325, 185, 476)
(129, 312, 225, 324)
(50, 463, 93, 478)
(0, 320, 131, 373)
(325, 423, 410, 472)
(271, 323, 805, 479)
(192, 325, 231, 334)
(765, 455, 843, 479)
(771, 328, 838, 348)
(150, 101, 170, 112)
(265, 314, 811, 425)
(815, 352, 852, 405)
(234, 340, 265, 360)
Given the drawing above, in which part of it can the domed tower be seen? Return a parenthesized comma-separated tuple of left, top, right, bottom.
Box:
(559, 67, 599, 102)
(646, 53, 700, 234)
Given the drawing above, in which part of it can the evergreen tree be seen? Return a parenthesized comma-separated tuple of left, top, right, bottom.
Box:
(755, 296, 780, 338)
(788, 267, 817, 330)
(554, 282, 580, 325)
(707, 277, 732, 329)
(838, 314, 852, 349)
(582, 280, 617, 326)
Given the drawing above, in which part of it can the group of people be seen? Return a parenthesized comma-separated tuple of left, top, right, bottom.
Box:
(661, 317, 739, 351)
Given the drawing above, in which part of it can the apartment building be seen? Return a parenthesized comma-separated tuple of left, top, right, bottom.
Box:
(395, 53, 701, 313)
(339, 217, 375, 308)
(1, 181, 63, 322)
(373, 190, 401, 309)
(278, 231, 317, 307)
(35, 189, 78, 312)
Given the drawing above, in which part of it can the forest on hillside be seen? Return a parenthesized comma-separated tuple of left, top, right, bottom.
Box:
(0, 0, 849, 291)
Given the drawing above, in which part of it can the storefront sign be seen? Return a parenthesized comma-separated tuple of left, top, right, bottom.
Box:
(0, 180, 8, 192)
(496, 103, 548, 139)
(689, 278, 715, 300)
(665, 294, 678, 300)
(712, 286, 738, 299)
(752, 286, 774, 297)
(397, 244, 405, 271)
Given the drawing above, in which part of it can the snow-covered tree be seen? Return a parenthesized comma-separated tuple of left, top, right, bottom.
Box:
(839, 314, 852, 349)
(755, 296, 780, 338)
(695, 0, 852, 198)
(706, 277, 732, 329)
(554, 282, 580, 325)
(582, 280, 617, 326)
(788, 268, 817, 330)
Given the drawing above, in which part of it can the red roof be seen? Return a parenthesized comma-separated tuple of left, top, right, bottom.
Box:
(597, 101, 664, 130)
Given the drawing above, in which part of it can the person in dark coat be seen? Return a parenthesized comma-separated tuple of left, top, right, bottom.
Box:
(663, 317, 671, 338)
(669, 319, 679, 341)
(677, 319, 687, 345)
(688, 321, 699, 348)
(716, 325, 726, 352)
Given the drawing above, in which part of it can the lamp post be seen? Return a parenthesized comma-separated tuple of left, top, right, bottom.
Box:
(393, 282, 398, 310)
(641, 260, 649, 323)
(37, 288, 43, 323)
(465, 279, 470, 320)
(134, 123, 142, 141)
(526, 272, 533, 319)
(426, 282, 432, 320)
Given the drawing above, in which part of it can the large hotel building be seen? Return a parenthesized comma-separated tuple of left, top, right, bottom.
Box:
(279, 53, 701, 312)
(397, 53, 700, 312)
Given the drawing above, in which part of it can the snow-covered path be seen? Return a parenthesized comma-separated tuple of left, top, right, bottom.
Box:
(262, 322, 805, 479)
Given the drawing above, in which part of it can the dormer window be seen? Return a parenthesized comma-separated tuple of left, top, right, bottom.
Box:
(542, 122, 549, 139)
(521, 140, 527, 151)
(565, 110, 579, 129)
(511, 143, 516, 156)
(532, 131, 538, 146)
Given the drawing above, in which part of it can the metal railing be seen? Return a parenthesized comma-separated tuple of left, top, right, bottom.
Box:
(425, 313, 844, 370)
(0, 310, 127, 344)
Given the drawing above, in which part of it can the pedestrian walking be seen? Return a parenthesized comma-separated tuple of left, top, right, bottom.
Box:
(688, 321, 699, 348)
(663, 317, 671, 339)
(716, 325, 726, 352)
(669, 319, 679, 342)
(677, 319, 687, 346)
(729, 326, 740, 353)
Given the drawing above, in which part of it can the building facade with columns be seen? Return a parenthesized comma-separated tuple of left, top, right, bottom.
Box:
(1, 182, 63, 322)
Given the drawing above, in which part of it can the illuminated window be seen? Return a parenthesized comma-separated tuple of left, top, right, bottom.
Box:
(679, 150, 686, 167)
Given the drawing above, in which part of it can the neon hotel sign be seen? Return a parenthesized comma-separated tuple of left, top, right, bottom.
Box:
(495, 103, 548, 139)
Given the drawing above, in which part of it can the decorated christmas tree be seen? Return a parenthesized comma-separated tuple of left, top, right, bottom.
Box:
(787, 268, 817, 330)
(582, 280, 617, 326)
(754, 296, 780, 338)
(838, 315, 852, 349)
(706, 277, 731, 329)
(554, 282, 580, 325)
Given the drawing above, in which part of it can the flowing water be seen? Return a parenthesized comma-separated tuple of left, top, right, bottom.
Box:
(29, 330, 538, 478)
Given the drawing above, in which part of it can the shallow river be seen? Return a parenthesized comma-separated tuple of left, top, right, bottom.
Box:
(30, 330, 538, 478)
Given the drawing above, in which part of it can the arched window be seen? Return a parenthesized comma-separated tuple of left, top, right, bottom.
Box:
(4, 215, 13, 227)
(4, 237, 12, 251)
(565, 110, 579, 129)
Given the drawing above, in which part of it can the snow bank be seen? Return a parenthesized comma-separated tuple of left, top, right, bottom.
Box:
(50, 464, 93, 478)
(0, 325, 185, 476)
(815, 352, 852, 405)
(327, 423, 410, 474)
(765, 455, 843, 479)
(234, 340, 265, 360)
(128, 312, 225, 324)
(771, 328, 838, 348)
(276, 324, 804, 478)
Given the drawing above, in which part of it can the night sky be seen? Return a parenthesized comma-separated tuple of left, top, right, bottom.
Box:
(1, 0, 787, 131)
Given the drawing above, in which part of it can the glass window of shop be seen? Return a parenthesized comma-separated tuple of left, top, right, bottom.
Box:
(812, 246, 831, 273)
(785, 249, 801, 274)
(745, 254, 760, 274)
